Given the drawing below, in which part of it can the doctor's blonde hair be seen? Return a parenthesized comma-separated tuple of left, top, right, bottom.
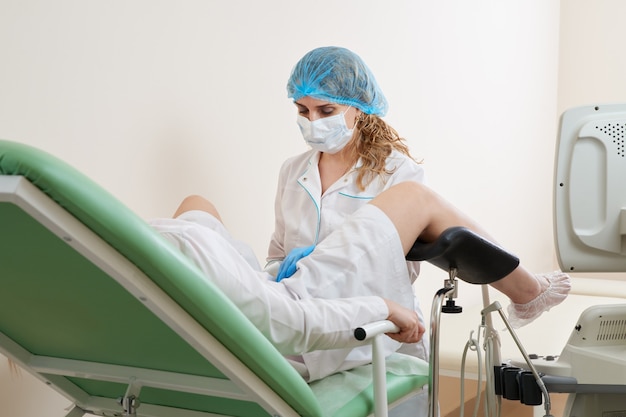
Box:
(349, 113, 420, 191)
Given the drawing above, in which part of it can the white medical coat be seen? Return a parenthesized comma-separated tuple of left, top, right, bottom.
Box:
(267, 149, 429, 363)
(268, 149, 426, 266)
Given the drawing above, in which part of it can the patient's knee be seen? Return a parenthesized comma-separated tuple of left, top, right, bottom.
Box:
(387, 181, 433, 203)
(173, 195, 223, 222)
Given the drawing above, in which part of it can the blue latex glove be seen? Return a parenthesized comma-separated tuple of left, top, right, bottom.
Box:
(276, 245, 315, 282)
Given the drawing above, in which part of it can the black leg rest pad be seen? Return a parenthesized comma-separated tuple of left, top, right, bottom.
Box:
(405, 226, 520, 285)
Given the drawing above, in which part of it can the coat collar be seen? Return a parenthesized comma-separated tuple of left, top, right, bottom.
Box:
(298, 151, 362, 197)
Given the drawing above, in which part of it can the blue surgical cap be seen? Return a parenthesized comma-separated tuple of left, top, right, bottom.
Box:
(287, 46, 388, 116)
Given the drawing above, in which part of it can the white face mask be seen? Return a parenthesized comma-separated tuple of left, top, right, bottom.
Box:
(296, 108, 355, 154)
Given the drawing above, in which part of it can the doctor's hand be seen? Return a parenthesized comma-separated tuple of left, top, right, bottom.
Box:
(384, 299, 425, 344)
(276, 245, 316, 282)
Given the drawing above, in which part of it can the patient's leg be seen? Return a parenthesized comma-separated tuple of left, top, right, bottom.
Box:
(173, 194, 223, 221)
(369, 181, 570, 327)
(170, 195, 260, 270)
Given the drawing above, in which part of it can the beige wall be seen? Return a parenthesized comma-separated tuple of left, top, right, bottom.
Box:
(0, 0, 560, 269)
(0, 0, 570, 415)
(558, 0, 626, 114)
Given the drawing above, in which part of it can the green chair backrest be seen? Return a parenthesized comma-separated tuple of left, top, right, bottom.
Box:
(0, 140, 324, 417)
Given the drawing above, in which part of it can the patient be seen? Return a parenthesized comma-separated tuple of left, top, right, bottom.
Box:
(149, 181, 570, 382)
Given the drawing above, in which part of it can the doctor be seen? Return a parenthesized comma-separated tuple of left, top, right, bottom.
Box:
(266, 46, 430, 416)
(267, 45, 428, 357)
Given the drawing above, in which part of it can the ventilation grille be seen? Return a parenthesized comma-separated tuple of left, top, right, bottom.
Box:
(596, 123, 626, 157)
(597, 318, 626, 341)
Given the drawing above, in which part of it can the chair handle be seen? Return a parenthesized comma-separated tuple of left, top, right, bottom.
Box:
(354, 320, 399, 341)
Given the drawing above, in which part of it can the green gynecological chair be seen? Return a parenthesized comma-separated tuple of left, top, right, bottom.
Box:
(0, 140, 431, 417)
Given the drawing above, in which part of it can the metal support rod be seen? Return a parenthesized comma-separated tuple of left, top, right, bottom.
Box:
(428, 285, 454, 417)
(373, 334, 388, 417)
(481, 285, 501, 417)
(118, 377, 142, 416)
(353, 320, 399, 417)
(482, 301, 553, 417)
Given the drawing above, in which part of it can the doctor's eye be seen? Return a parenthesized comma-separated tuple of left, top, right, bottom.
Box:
(320, 106, 338, 116)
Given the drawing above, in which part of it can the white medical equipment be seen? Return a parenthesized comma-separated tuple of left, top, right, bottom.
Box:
(495, 103, 626, 417)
